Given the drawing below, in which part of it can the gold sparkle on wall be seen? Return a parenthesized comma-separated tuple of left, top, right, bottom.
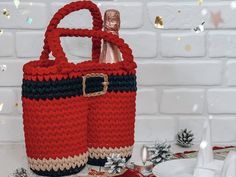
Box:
(154, 16, 164, 29)
(2, 8, 10, 19)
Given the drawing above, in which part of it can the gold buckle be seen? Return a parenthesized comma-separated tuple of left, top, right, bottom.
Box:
(82, 73, 109, 97)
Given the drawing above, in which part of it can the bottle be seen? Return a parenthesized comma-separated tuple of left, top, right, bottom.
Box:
(99, 9, 122, 63)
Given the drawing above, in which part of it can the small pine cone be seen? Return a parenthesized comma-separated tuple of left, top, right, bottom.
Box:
(176, 129, 194, 148)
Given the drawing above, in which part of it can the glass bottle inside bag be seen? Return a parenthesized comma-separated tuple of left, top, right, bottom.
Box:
(99, 9, 122, 63)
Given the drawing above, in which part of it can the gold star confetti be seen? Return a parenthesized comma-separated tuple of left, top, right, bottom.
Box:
(0, 64, 7, 72)
(211, 11, 223, 28)
(2, 9, 10, 19)
(0, 103, 3, 112)
(154, 16, 164, 29)
(13, 0, 21, 8)
(0, 29, 3, 36)
(185, 44, 192, 52)
(26, 17, 33, 24)
(193, 21, 205, 33)
(198, 0, 203, 6)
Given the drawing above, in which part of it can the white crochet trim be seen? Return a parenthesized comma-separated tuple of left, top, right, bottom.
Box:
(28, 152, 88, 171)
(88, 146, 133, 159)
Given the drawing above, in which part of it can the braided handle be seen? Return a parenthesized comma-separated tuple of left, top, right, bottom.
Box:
(47, 28, 135, 69)
(39, 1, 103, 62)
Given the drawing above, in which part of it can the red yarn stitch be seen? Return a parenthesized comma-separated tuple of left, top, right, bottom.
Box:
(88, 92, 136, 148)
(23, 96, 88, 159)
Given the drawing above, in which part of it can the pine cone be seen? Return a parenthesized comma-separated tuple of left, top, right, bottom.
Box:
(176, 129, 194, 148)
(104, 154, 126, 175)
(147, 142, 172, 165)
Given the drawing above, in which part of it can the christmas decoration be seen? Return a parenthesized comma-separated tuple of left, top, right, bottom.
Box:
(193, 21, 205, 33)
(10, 168, 28, 177)
(117, 169, 156, 177)
(211, 11, 223, 28)
(176, 129, 194, 148)
(13, 0, 21, 8)
(104, 154, 126, 175)
(26, 17, 33, 24)
(0, 64, 7, 72)
(2, 8, 10, 19)
(88, 169, 106, 177)
(147, 142, 172, 165)
(174, 146, 236, 160)
(154, 16, 164, 29)
(141, 145, 148, 165)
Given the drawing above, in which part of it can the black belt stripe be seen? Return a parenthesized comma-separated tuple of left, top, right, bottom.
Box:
(22, 74, 137, 100)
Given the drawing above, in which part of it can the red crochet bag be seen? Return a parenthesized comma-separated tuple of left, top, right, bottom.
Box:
(22, 2, 137, 177)
(47, 28, 137, 167)
(22, 1, 103, 176)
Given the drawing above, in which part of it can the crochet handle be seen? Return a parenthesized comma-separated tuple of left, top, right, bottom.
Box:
(39, 1, 103, 62)
(48, 28, 135, 70)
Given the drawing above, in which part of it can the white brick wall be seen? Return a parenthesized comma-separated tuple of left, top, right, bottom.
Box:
(0, 0, 236, 145)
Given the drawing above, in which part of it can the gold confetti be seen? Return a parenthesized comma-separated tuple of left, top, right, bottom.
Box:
(198, 0, 203, 5)
(0, 103, 3, 112)
(185, 44, 192, 52)
(154, 16, 164, 29)
(13, 0, 21, 8)
(193, 21, 205, 33)
(2, 8, 10, 19)
(0, 64, 7, 72)
(15, 103, 18, 107)
(26, 17, 33, 24)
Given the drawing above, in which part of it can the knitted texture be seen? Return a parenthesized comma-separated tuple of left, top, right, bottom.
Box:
(22, 2, 137, 176)
(22, 1, 103, 176)
(46, 28, 137, 166)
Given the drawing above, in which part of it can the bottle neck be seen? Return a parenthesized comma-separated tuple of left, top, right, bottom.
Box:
(105, 28, 119, 36)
